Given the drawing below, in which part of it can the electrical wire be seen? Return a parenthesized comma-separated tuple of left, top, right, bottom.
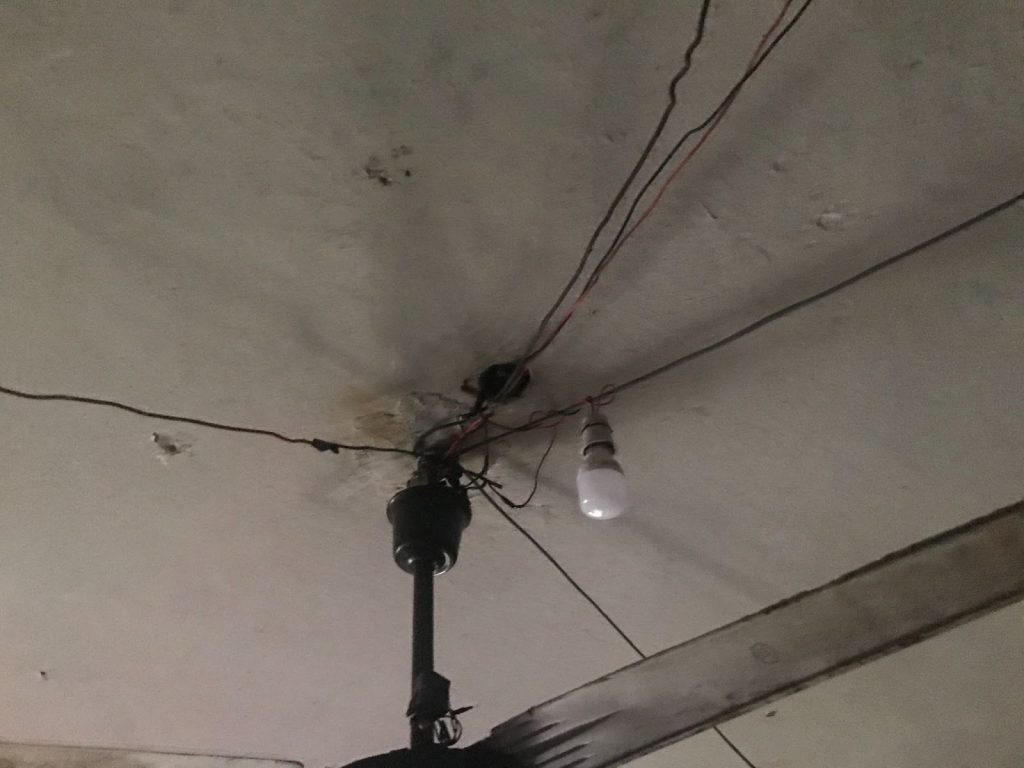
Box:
(714, 727, 760, 768)
(471, 418, 560, 508)
(482, 473, 764, 765)
(444, 0, 809, 455)
(477, 487, 646, 658)
(0, 383, 419, 457)
(505, 422, 559, 508)
(588, 0, 798, 289)
(604, 191, 1024, 396)
(448, 184, 1019, 768)
(414, 413, 474, 455)
(458, 191, 1024, 455)
(440, 0, 729, 444)
(527, 0, 812, 361)
(491, 0, 716, 407)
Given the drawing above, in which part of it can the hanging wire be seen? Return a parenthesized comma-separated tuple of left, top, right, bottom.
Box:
(456, 191, 1024, 456)
(526, 0, 811, 361)
(478, 487, 646, 658)
(501, 0, 718, 389)
(0, 383, 419, 457)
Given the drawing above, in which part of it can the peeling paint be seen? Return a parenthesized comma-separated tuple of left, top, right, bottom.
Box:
(151, 431, 193, 460)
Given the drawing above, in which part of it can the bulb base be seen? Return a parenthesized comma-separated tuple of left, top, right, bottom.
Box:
(580, 412, 615, 456)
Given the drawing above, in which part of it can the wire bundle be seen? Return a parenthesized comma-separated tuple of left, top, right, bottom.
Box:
(430, 0, 815, 462)
(2, 0, 1020, 486)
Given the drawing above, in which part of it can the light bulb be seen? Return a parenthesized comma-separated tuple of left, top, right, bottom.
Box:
(576, 411, 629, 520)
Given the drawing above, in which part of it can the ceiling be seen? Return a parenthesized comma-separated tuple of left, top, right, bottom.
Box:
(1, 1, 1022, 767)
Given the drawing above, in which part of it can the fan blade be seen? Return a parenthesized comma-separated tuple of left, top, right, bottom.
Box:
(480, 499, 1024, 768)
(0, 743, 301, 768)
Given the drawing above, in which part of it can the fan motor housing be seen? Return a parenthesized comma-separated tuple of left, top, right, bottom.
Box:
(387, 484, 471, 575)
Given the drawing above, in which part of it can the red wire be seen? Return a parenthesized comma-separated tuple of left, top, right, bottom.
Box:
(442, 414, 485, 458)
(530, 0, 795, 359)
(608, 0, 793, 258)
(458, 3, 798, 450)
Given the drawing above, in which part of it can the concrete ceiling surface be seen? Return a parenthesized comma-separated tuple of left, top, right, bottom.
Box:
(1, 1, 1022, 767)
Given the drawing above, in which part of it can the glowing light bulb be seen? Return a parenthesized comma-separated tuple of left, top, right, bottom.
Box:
(576, 411, 628, 520)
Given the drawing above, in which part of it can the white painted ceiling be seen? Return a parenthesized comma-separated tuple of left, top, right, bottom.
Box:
(1, 1, 1022, 767)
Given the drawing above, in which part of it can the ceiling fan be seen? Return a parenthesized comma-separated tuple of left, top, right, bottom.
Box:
(4, 459, 1021, 768)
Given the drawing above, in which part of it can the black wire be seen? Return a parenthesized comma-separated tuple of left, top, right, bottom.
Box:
(714, 727, 759, 768)
(527, 0, 816, 361)
(482, 463, 767, 766)
(413, 380, 497, 454)
(461, 191, 1024, 454)
(605, 191, 1024, 395)
(478, 487, 646, 658)
(512, 425, 558, 508)
(0, 383, 419, 457)
(413, 415, 468, 454)
(470, 422, 495, 490)
(455, 406, 580, 457)
(458, 418, 552, 506)
(585, 0, 815, 294)
(478, 435, 763, 765)
(449, 194, 1022, 768)
(496, 0, 716, 400)
(495, 424, 559, 509)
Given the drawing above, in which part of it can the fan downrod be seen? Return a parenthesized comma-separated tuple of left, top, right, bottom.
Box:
(386, 456, 472, 751)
